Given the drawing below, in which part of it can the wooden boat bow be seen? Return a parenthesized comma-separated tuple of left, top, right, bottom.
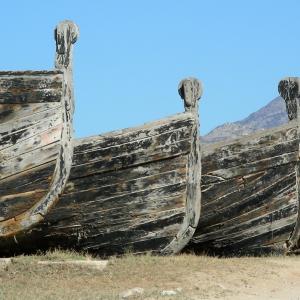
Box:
(0, 75, 203, 256)
(278, 77, 300, 253)
(162, 78, 202, 254)
(0, 21, 79, 237)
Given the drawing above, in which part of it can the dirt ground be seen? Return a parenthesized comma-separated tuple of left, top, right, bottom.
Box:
(0, 251, 299, 299)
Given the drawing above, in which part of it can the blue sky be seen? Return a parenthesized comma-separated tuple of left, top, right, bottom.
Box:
(1, 1, 299, 137)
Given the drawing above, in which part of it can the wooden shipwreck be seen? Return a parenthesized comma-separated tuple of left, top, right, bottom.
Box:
(1, 20, 300, 257)
(2, 77, 203, 256)
(188, 77, 300, 255)
(0, 21, 78, 237)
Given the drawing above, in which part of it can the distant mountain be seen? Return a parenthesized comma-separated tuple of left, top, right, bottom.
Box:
(202, 97, 288, 144)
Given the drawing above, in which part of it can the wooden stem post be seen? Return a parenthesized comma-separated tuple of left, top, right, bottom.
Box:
(31, 21, 79, 216)
(162, 77, 203, 254)
(278, 77, 300, 252)
(0, 21, 79, 237)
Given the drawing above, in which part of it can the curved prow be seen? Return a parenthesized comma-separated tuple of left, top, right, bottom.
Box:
(0, 21, 79, 237)
(162, 77, 203, 254)
(278, 77, 300, 252)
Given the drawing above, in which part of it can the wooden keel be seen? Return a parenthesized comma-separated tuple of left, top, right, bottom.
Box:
(0, 21, 78, 237)
(0, 78, 202, 256)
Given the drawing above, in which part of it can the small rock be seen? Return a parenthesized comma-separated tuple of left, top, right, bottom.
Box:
(119, 287, 144, 299)
(161, 290, 177, 296)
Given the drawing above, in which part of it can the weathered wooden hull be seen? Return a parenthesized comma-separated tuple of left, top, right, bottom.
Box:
(0, 21, 78, 238)
(190, 121, 299, 255)
(0, 78, 203, 256)
(0, 70, 72, 236)
(2, 122, 299, 256)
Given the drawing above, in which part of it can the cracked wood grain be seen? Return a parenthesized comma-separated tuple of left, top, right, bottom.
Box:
(0, 78, 203, 256)
(0, 21, 78, 237)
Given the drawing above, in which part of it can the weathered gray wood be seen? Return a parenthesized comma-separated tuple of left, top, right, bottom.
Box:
(188, 117, 299, 255)
(0, 21, 78, 237)
(0, 124, 61, 162)
(0, 112, 62, 151)
(0, 73, 63, 104)
(0, 111, 299, 256)
(278, 77, 300, 253)
(0, 102, 61, 124)
(0, 78, 203, 256)
(162, 78, 202, 254)
(29, 20, 79, 217)
(0, 103, 62, 140)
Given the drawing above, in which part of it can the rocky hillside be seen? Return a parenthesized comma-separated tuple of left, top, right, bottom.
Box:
(202, 97, 288, 144)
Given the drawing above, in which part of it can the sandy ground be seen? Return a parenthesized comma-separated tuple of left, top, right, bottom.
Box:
(0, 252, 299, 299)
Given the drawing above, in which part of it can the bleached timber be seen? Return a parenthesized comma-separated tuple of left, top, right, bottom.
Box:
(1, 78, 203, 256)
(0, 21, 78, 237)
(188, 78, 300, 255)
(3, 76, 300, 256)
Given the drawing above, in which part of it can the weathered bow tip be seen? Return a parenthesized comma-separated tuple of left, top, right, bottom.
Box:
(278, 77, 299, 100)
(55, 20, 79, 69)
(278, 77, 300, 121)
(178, 77, 203, 110)
(55, 20, 80, 44)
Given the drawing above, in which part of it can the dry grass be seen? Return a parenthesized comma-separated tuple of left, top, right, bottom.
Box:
(0, 250, 299, 299)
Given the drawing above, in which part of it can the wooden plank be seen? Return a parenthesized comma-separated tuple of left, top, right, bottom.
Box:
(0, 190, 46, 221)
(0, 73, 63, 104)
(75, 113, 195, 153)
(0, 141, 60, 180)
(73, 125, 192, 165)
(193, 195, 297, 243)
(196, 188, 296, 239)
(214, 215, 297, 249)
(0, 102, 61, 124)
(40, 209, 185, 254)
(0, 104, 62, 138)
(65, 155, 187, 194)
(199, 170, 296, 228)
(202, 121, 297, 159)
(0, 124, 61, 161)
(82, 210, 185, 251)
(0, 115, 62, 151)
(0, 71, 62, 76)
(0, 161, 55, 196)
(202, 138, 298, 173)
(71, 138, 192, 178)
(202, 162, 295, 211)
(191, 224, 295, 256)
(62, 167, 187, 209)
(206, 151, 297, 179)
(48, 182, 187, 224)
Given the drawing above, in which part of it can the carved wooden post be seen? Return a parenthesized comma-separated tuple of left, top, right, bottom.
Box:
(162, 77, 203, 254)
(54, 20, 79, 118)
(31, 21, 79, 216)
(178, 78, 202, 226)
(278, 77, 300, 252)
